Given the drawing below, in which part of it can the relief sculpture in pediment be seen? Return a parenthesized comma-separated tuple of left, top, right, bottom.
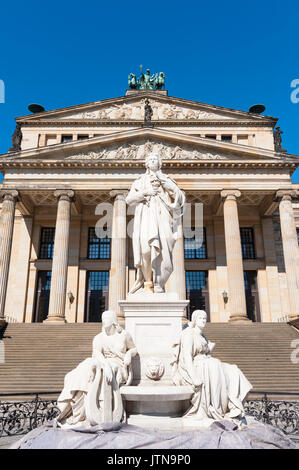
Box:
(65, 140, 225, 161)
(63, 100, 226, 121)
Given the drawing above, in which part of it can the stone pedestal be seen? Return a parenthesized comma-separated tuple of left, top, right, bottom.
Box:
(119, 293, 189, 384)
(119, 292, 190, 427)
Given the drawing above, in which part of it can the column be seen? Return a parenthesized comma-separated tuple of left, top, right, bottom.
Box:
(261, 216, 282, 321)
(46, 190, 74, 323)
(0, 190, 19, 324)
(167, 220, 186, 303)
(276, 190, 299, 320)
(221, 190, 249, 322)
(108, 191, 128, 318)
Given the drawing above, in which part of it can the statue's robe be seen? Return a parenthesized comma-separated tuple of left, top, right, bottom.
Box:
(126, 170, 185, 293)
(172, 327, 252, 425)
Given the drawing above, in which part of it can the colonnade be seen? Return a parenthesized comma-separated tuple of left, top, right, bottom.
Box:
(0, 188, 298, 323)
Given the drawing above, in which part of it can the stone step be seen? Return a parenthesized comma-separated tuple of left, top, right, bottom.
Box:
(1, 323, 299, 399)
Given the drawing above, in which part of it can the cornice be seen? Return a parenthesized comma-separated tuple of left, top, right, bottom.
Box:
(0, 159, 296, 171)
(19, 120, 276, 128)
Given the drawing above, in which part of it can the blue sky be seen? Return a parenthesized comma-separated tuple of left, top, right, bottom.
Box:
(1, 0, 299, 181)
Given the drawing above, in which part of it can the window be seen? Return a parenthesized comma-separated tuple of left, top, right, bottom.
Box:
(205, 135, 216, 140)
(78, 135, 89, 140)
(184, 227, 207, 259)
(85, 271, 109, 322)
(34, 271, 52, 322)
(240, 227, 256, 259)
(39, 227, 55, 259)
(244, 271, 261, 322)
(297, 228, 299, 246)
(221, 135, 232, 142)
(61, 135, 72, 143)
(185, 271, 209, 320)
(87, 227, 111, 259)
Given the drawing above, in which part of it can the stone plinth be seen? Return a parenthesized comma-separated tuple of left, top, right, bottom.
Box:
(119, 293, 189, 384)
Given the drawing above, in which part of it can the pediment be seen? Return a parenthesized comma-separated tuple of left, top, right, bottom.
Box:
(17, 93, 277, 123)
(3, 128, 298, 164)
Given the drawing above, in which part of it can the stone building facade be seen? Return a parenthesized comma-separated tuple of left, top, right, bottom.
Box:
(0, 89, 298, 324)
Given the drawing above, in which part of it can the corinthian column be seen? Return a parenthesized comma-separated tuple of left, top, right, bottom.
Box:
(108, 191, 128, 318)
(221, 190, 249, 322)
(0, 190, 19, 324)
(46, 190, 74, 323)
(276, 190, 299, 320)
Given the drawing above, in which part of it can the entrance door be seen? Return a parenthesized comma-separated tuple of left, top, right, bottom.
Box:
(185, 271, 210, 321)
(85, 271, 109, 322)
(244, 271, 261, 322)
(34, 271, 52, 322)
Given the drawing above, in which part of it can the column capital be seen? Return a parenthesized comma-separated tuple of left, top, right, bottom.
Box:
(110, 190, 128, 200)
(54, 189, 75, 202)
(275, 189, 298, 202)
(220, 189, 241, 201)
(0, 189, 19, 202)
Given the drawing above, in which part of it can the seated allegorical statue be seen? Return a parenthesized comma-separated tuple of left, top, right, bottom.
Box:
(171, 310, 252, 427)
(56, 310, 137, 427)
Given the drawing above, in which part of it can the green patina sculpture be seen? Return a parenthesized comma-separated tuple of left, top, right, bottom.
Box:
(128, 66, 165, 90)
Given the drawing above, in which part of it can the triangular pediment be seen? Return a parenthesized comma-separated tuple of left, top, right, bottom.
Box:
(2, 128, 298, 164)
(16, 92, 277, 124)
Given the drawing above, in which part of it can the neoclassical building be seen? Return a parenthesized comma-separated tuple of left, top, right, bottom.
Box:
(0, 86, 299, 325)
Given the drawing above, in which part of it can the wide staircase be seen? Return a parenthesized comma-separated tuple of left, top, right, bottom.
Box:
(0, 323, 298, 400)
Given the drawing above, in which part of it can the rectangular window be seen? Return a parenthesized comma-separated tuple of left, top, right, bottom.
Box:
(184, 227, 207, 259)
(185, 271, 209, 320)
(205, 135, 216, 139)
(78, 135, 89, 140)
(39, 227, 55, 259)
(87, 227, 111, 259)
(34, 271, 52, 322)
(221, 135, 232, 142)
(240, 227, 256, 259)
(85, 271, 109, 322)
(62, 135, 72, 143)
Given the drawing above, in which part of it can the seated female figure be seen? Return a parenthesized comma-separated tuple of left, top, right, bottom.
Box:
(57, 310, 137, 427)
(172, 310, 252, 427)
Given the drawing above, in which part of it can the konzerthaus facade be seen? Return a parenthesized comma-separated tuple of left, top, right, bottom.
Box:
(0, 86, 299, 324)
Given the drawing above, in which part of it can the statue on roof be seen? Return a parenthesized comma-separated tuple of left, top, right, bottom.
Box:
(9, 123, 22, 152)
(273, 126, 283, 152)
(128, 66, 165, 90)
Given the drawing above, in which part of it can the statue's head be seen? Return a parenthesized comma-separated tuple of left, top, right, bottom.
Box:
(146, 69, 150, 75)
(145, 153, 162, 172)
(102, 310, 122, 333)
(190, 310, 207, 329)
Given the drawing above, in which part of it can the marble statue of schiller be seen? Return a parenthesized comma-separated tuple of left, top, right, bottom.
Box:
(126, 153, 185, 294)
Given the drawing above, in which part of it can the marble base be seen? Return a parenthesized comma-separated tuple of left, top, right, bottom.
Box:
(119, 293, 189, 384)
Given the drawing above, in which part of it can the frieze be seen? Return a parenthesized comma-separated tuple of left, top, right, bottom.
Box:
(65, 140, 226, 161)
(58, 100, 231, 121)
